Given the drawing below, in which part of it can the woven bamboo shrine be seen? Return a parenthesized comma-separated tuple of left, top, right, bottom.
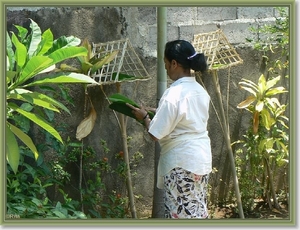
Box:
(192, 29, 243, 71)
(89, 38, 151, 85)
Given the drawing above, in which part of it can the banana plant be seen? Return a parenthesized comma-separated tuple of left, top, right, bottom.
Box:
(6, 18, 98, 174)
(237, 74, 288, 134)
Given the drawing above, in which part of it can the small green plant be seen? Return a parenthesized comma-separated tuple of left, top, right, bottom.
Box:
(237, 74, 288, 134)
(235, 73, 288, 211)
(247, 7, 289, 55)
(6, 147, 86, 219)
(47, 137, 135, 218)
(246, 7, 289, 81)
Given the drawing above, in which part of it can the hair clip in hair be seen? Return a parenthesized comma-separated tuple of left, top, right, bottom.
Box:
(187, 53, 197, 60)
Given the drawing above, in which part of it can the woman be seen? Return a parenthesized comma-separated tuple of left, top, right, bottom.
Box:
(127, 40, 212, 219)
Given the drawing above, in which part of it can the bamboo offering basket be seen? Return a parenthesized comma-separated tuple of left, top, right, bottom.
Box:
(90, 38, 151, 85)
(192, 29, 243, 71)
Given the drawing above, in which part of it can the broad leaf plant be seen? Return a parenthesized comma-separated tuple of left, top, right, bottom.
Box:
(6, 18, 98, 173)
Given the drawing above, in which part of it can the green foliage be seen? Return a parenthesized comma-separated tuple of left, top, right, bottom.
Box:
(6, 18, 98, 174)
(246, 7, 289, 79)
(235, 75, 289, 210)
(247, 7, 289, 55)
(6, 147, 86, 219)
(236, 7, 289, 212)
(5, 17, 144, 220)
(45, 135, 141, 218)
(77, 140, 130, 218)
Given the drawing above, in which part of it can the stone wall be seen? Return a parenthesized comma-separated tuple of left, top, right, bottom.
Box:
(6, 6, 287, 218)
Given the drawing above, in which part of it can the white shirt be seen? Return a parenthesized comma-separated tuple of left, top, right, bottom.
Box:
(148, 77, 212, 189)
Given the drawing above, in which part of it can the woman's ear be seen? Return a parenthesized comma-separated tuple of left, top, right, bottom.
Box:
(171, 59, 178, 68)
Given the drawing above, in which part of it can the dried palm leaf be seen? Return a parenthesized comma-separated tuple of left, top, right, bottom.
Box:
(76, 103, 97, 141)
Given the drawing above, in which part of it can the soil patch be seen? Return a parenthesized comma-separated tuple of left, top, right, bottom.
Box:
(212, 200, 289, 219)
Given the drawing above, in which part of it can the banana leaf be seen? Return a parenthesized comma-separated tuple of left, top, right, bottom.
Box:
(108, 93, 154, 121)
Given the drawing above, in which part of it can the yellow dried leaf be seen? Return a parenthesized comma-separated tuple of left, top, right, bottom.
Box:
(237, 95, 256, 109)
(76, 106, 97, 141)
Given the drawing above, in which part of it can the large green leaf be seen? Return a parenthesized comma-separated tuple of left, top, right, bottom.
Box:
(8, 88, 70, 114)
(109, 102, 139, 120)
(109, 93, 141, 120)
(6, 70, 17, 85)
(25, 72, 98, 87)
(11, 32, 27, 70)
(47, 46, 88, 65)
(109, 93, 140, 106)
(6, 19, 92, 174)
(108, 93, 154, 120)
(8, 121, 39, 160)
(6, 32, 15, 71)
(14, 24, 28, 42)
(9, 102, 64, 144)
(6, 123, 20, 174)
(37, 29, 54, 56)
(45, 35, 82, 55)
(27, 18, 42, 58)
(18, 56, 53, 85)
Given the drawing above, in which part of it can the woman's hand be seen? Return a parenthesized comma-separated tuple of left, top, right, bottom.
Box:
(144, 106, 157, 114)
(126, 103, 158, 141)
(126, 103, 148, 121)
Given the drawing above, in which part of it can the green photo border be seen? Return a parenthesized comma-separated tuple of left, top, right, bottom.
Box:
(1, 0, 297, 228)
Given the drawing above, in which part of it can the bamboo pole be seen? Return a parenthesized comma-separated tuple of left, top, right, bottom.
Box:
(211, 70, 245, 219)
(116, 83, 137, 218)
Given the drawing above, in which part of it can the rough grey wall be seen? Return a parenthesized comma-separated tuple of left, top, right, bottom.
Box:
(6, 6, 285, 218)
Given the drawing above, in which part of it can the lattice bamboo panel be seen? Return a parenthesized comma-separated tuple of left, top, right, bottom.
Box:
(192, 29, 243, 70)
(91, 38, 151, 85)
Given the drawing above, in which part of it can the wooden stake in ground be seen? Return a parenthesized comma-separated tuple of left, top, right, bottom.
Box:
(116, 83, 137, 218)
(211, 70, 244, 219)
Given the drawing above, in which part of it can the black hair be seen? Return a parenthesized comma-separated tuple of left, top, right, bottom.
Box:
(164, 40, 207, 72)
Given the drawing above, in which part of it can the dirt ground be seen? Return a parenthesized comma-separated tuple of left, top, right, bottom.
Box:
(212, 199, 289, 219)
(138, 199, 289, 219)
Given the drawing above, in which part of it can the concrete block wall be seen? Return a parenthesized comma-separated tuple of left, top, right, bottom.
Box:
(119, 6, 280, 58)
(7, 6, 279, 56)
